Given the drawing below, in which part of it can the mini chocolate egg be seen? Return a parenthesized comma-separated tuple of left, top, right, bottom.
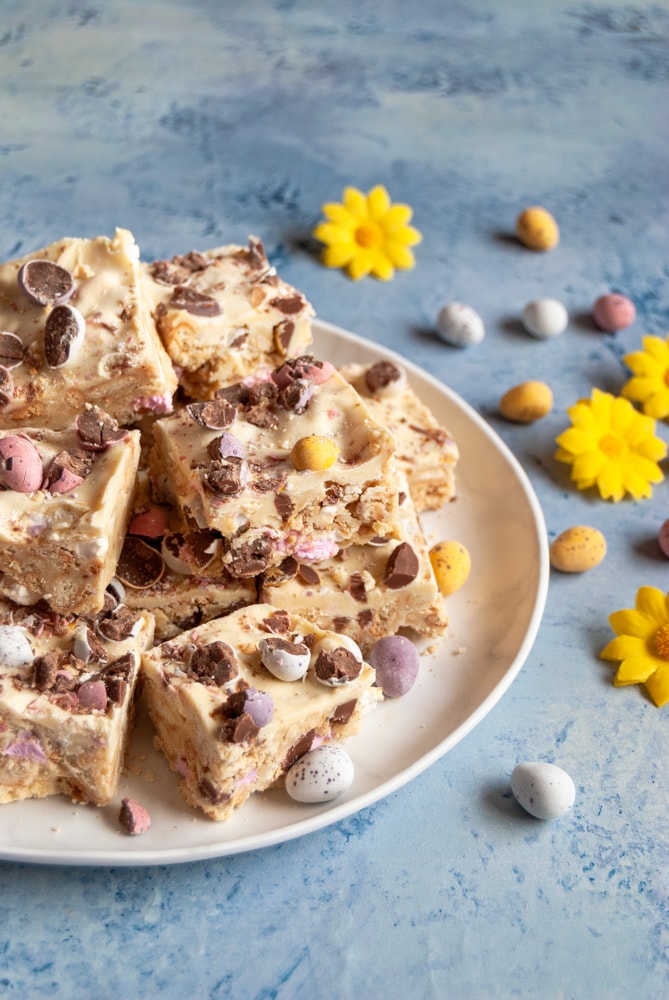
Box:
(550, 525, 606, 573)
(369, 634, 420, 698)
(286, 744, 355, 804)
(511, 761, 576, 820)
(0, 625, 33, 669)
(658, 519, 669, 558)
(521, 299, 568, 339)
(516, 206, 560, 251)
(500, 380, 553, 423)
(592, 293, 636, 332)
(436, 302, 485, 347)
(242, 688, 274, 728)
(429, 540, 471, 596)
(258, 635, 311, 682)
(0, 435, 44, 493)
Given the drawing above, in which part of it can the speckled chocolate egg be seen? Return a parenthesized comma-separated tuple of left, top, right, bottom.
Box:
(286, 743, 355, 804)
(0, 435, 44, 493)
(500, 381, 553, 423)
(0, 625, 33, 669)
(258, 635, 311, 682)
(550, 525, 606, 573)
(428, 540, 471, 596)
(516, 206, 560, 251)
(368, 634, 420, 697)
(592, 293, 636, 332)
(511, 761, 576, 820)
(436, 302, 485, 347)
(521, 298, 568, 339)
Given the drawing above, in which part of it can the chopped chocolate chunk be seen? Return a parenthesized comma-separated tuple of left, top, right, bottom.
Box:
(408, 424, 452, 446)
(73, 626, 108, 665)
(274, 492, 294, 522)
(226, 533, 274, 577)
(252, 473, 286, 494)
(383, 542, 420, 589)
(357, 609, 375, 627)
(44, 303, 85, 368)
(270, 294, 306, 315)
(116, 536, 165, 589)
(333, 616, 352, 633)
(184, 530, 221, 570)
(349, 573, 368, 603)
(33, 651, 61, 691)
(217, 712, 260, 744)
(76, 404, 127, 450)
(261, 609, 291, 634)
(186, 399, 236, 429)
(314, 647, 362, 686)
(245, 405, 279, 430)
(282, 729, 317, 771)
(0, 332, 25, 369)
(298, 564, 320, 586)
(188, 640, 238, 686)
(119, 797, 151, 836)
(215, 382, 247, 406)
(331, 699, 358, 725)
(230, 331, 248, 349)
(247, 236, 269, 271)
(199, 778, 231, 805)
(203, 456, 248, 497)
(365, 360, 403, 394)
(18, 259, 75, 307)
(273, 319, 296, 355)
(0, 366, 14, 407)
(97, 607, 143, 643)
(43, 449, 91, 494)
(151, 259, 191, 286)
(169, 285, 221, 317)
(277, 377, 313, 413)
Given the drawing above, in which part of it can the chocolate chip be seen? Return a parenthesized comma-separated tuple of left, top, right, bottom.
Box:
(217, 712, 260, 744)
(0, 332, 24, 369)
(273, 319, 296, 355)
(247, 236, 269, 271)
(245, 406, 279, 430)
(116, 536, 165, 589)
(282, 729, 317, 770)
(298, 564, 320, 586)
(119, 797, 151, 835)
(349, 573, 368, 603)
(97, 607, 143, 643)
(365, 360, 403, 394)
(314, 648, 362, 686)
(261, 609, 291, 634)
(226, 533, 274, 577)
(18, 259, 75, 307)
(274, 492, 294, 522)
(199, 778, 230, 805)
(270, 294, 306, 315)
(186, 399, 236, 429)
(44, 303, 86, 368)
(215, 383, 247, 406)
(203, 456, 248, 497)
(331, 699, 358, 725)
(76, 405, 128, 450)
(383, 542, 420, 589)
(169, 285, 221, 317)
(188, 640, 238, 686)
(0, 367, 14, 408)
(357, 609, 374, 627)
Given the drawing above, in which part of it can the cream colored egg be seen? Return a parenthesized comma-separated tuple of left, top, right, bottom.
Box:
(550, 525, 607, 573)
(429, 540, 471, 596)
(500, 381, 553, 423)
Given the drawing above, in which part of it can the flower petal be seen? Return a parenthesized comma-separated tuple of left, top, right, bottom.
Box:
(369, 250, 395, 281)
(644, 665, 669, 707)
(600, 634, 648, 662)
(346, 248, 375, 281)
(343, 186, 368, 219)
(635, 586, 669, 623)
(321, 202, 356, 226)
(384, 242, 416, 270)
(313, 222, 352, 246)
(383, 204, 413, 227)
(608, 607, 657, 639)
(367, 185, 391, 220)
(614, 656, 657, 685)
(322, 243, 357, 268)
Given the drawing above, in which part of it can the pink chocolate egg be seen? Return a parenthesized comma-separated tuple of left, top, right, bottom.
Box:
(592, 293, 636, 332)
(0, 435, 44, 493)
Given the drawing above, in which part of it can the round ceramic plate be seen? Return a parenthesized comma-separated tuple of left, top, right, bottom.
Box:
(0, 320, 549, 866)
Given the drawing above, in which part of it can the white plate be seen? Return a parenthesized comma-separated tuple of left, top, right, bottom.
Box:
(0, 320, 549, 866)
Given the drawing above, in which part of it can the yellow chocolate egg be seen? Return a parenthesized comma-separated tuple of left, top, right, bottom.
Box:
(429, 540, 471, 596)
(516, 206, 560, 251)
(291, 435, 340, 471)
(500, 381, 553, 423)
(549, 526, 607, 573)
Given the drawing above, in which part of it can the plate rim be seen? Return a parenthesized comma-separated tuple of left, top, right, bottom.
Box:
(0, 318, 549, 866)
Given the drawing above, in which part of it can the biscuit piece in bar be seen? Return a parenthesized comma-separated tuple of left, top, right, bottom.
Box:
(142, 238, 314, 398)
(0, 416, 140, 615)
(141, 604, 382, 821)
(0, 602, 154, 805)
(0, 229, 177, 430)
(339, 360, 458, 511)
(150, 358, 400, 578)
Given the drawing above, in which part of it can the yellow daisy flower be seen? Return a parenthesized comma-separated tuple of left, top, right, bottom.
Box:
(312, 185, 422, 281)
(622, 334, 669, 419)
(554, 387, 666, 501)
(600, 586, 669, 707)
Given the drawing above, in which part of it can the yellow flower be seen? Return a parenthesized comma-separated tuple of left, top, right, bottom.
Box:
(600, 586, 669, 707)
(622, 334, 669, 419)
(312, 185, 422, 281)
(554, 387, 666, 501)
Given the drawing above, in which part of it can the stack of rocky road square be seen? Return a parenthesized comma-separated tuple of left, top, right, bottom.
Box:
(0, 229, 458, 819)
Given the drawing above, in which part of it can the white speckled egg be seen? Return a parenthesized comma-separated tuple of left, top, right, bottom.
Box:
(258, 635, 310, 682)
(511, 761, 576, 820)
(0, 625, 34, 669)
(286, 744, 354, 804)
(521, 298, 568, 339)
(436, 302, 485, 347)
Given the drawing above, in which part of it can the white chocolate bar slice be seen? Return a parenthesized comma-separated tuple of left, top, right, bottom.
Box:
(0, 229, 178, 429)
(141, 604, 382, 821)
(339, 360, 458, 511)
(142, 238, 314, 398)
(0, 603, 154, 805)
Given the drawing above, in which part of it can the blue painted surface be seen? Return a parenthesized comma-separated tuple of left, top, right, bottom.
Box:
(1, 1, 669, 996)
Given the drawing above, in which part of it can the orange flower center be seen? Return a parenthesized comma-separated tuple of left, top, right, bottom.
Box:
(599, 433, 625, 459)
(355, 221, 382, 249)
(654, 624, 669, 659)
